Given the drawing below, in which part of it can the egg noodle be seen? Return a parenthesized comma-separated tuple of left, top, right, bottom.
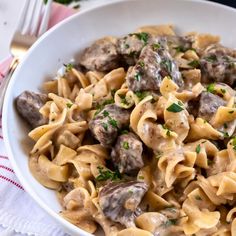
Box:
(26, 25, 236, 235)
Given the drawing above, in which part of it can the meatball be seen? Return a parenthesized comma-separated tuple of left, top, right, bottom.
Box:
(80, 37, 120, 72)
(99, 181, 148, 228)
(117, 32, 152, 66)
(89, 104, 130, 147)
(200, 44, 236, 86)
(15, 91, 48, 128)
(198, 91, 226, 122)
(126, 40, 183, 92)
(111, 132, 144, 175)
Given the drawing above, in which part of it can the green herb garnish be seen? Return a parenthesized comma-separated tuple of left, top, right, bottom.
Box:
(118, 94, 129, 105)
(229, 110, 234, 114)
(102, 123, 108, 131)
(221, 88, 226, 94)
(121, 130, 129, 135)
(174, 45, 186, 53)
(64, 63, 73, 72)
(66, 103, 73, 108)
(162, 219, 178, 228)
(96, 166, 121, 181)
(232, 137, 236, 151)
(138, 176, 145, 180)
(205, 54, 217, 62)
(95, 99, 114, 116)
(196, 144, 201, 154)
(224, 123, 228, 129)
(155, 151, 163, 160)
(152, 43, 161, 50)
(138, 61, 145, 67)
(135, 91, 148, 101)
(161, 59, 172, 72)
(208, 159, 214, 165)
(195, 195, 202, 200)
(131, 32, 149, 45)
(102, 110, 109, 117)
(123, 141, 129, 150)
(134, 72, 142, 81)
(108, 118, 118, 128)
(125, 44, 130, 49)
(188, 60, 200, 68)
(166, 103, 184, 113)
(223, 132, 229, 138)
(206, 83, 215, 93)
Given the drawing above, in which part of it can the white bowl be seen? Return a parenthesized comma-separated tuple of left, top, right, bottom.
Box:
(3, 0, 236, 235)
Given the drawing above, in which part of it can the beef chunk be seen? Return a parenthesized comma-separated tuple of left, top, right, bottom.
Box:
(166, 35, 195, 55)
(99, 181, 148, 227)
(111, 132, 144, 175)
(200, 44, 236, 86)
(15, 91, 48, 128)
(198, 92, 226, 122)
(80, 37, 120, 72)
(126, 40, 183, 92)
(89, 104, 130, 147)
(117, 32, 152, 66)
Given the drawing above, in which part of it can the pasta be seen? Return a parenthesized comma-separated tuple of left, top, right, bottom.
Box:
(15, 24, 236, 235)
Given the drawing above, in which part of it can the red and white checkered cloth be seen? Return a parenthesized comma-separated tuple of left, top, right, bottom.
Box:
(0, 4, 75, 236)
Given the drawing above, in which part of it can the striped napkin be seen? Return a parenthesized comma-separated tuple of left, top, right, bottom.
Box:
(0, 3, 75, 236)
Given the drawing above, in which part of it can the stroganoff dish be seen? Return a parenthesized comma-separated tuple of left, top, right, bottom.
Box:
(16, 24, 236, 235)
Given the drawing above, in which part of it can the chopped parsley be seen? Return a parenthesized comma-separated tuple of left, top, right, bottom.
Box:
(66, 103, 73, 108)
(102, 123, 108, 131)
(95, 99, 114, 116)
(102, 110, 109, 117)
(123, 141, 129, 150)
(221, 88, 226, 94)
(152, 43, 161, 50)
(174, 45, 188, 53)
(162, 219, 178, 228)
(134, 72, 142, 81)
(208, 159, 214, 165)
(161, 59, 172, 72)
(188, 60, 200, 68)
(223, 132, 229, 138)
(206, 83, 215, 93)
(125, 43, 130, 49)
(96, 166, 121, 181)
(118, 94, 129, 105)
(131, 32, 149, 45)
(205, 54, 217, 63)
(108, 118, 118, 128)
(195, 195, 202, 200)
(121, 130, 129, 135)
(111, 89, 117, 97)
(196, 144, 201, 154)
(64, 63, 73, 72)
(232, 137, 236, 151)
(138, 176, 145, 180)
(162, 124, 171, 137)
(138, 61, 145, 67)
(229, 110, 234, 114)
(224, 123, 228, 129)
(155, 151, 163, 160)
(135, 91, 148, 101)
(166, 103, 184, 113)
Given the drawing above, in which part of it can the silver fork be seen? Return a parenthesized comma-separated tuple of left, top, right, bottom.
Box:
(0, 0, 53, 112)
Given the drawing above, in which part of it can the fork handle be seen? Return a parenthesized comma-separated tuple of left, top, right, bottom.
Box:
(0, 57, 19, 113)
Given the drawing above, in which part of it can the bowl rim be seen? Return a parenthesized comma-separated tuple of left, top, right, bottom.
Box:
(3, 0, 236, 235)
